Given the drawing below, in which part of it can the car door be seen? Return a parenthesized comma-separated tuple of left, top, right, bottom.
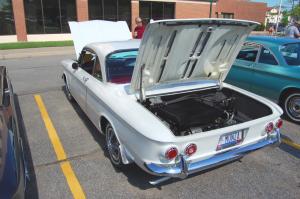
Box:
(226, 43, 260, 91)
(251, 46, 281, 99)
(70, 49, 96, 112)
(85, 56, 106, 130)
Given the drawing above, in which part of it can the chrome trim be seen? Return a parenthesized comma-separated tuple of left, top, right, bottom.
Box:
(145, 130, 280, 178)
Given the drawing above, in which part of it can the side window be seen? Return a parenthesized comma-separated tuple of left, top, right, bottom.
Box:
(92, 57, 102, 81)
(258, 47, 278, 65)
(279, 43, 300, 66)
(236, 43, 259, 62)
(79, 50, 96, 74)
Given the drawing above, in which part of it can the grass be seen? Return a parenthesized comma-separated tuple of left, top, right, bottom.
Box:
(0, 40, 74, 50)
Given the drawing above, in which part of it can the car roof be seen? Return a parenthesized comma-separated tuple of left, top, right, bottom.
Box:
(86, 39, 141, 59)
(247, 35, 300, 46)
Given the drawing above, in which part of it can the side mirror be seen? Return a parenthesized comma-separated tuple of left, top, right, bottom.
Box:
(72, 62, 79, 70)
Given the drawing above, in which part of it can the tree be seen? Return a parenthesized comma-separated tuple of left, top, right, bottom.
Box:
(290, 5, 300, 20)
(281, 10, 289, 26)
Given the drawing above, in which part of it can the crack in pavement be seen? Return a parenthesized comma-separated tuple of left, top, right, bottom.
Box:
(34, 149, 102, 169)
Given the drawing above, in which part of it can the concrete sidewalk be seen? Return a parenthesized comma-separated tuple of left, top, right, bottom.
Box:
(0, 46, 75, 60)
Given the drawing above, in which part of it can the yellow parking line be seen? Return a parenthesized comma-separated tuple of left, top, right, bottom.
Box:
(34, 95, 86, 199)
(282, 138, 300, 151)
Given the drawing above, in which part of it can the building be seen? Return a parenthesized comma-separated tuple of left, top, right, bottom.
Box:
(0, 0, 267, 43)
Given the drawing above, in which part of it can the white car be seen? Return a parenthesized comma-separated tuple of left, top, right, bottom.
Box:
(62, 19, 283, 185)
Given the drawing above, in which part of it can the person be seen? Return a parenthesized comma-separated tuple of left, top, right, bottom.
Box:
(268, 26, 275, 35)
(285, 20, 300, 38)
(133, 17, 145, 39)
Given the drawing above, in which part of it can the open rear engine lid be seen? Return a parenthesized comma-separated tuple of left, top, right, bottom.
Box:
(130, 18, 258, 95)
(69, 20, 132, 58)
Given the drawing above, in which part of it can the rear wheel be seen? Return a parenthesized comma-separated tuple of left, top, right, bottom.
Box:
(64, 80, 74, 102)
(283, 92, 300, 123)
(105, 123, 124, 168)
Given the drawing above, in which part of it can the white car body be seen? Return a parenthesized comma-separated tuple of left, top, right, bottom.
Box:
(62, 19, 282, 183)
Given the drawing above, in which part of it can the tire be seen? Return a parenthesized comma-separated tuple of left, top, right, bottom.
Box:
(283, 92, 300, 123)
(105, 123, 124, 168)
(64, 81, 74, 102)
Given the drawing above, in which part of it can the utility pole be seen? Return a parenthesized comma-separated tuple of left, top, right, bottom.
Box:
(209, 0, 213, 18)
(275, 0, 283, 33)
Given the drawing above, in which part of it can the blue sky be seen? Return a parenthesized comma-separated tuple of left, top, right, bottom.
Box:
(252, 0, 296, 8)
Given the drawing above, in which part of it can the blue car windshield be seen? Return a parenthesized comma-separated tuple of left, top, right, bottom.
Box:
(280, 43, 300, 66)
(106, 50, 138, 84)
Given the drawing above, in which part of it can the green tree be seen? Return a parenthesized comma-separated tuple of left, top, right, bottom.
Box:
(254, 24, 266, 31)
(290, 5, 300, 20)
(281, 10, 290, 26)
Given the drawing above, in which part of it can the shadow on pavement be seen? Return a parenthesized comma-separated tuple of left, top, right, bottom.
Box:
(14, 94, 39, 199)
(279, 143, 300, 159)
(63, 86, 160, 189)
(279, 134, 300, 159)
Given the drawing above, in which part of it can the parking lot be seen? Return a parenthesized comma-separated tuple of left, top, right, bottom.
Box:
(1, 52, 300, 199)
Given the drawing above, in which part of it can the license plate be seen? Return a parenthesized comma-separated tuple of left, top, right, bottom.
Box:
(216, 130, 245, 151)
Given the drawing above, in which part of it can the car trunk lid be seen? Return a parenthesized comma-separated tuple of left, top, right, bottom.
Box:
(130, 19, 259, 99)
(68, 20, 132, 59)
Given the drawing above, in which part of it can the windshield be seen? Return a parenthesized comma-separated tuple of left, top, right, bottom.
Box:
(280, 43, 300, 66)
(106, 50, 138, 84)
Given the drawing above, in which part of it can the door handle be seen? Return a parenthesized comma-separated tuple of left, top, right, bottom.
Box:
(83, 77, 89, 82)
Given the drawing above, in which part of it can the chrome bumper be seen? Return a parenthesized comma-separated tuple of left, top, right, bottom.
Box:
(145, 130, 280, 179)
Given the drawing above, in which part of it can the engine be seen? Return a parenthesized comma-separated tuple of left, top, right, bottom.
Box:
(146, 91, 238, 136)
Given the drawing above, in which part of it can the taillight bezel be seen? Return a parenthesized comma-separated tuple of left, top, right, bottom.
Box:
(265, 122, 274, 134)
(185, 143, 197, 156)
(275, 119, 283, 129)
(165, 147, 178, 160)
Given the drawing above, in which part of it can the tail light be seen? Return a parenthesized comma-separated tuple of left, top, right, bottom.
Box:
(265, 122, 274, 134)
(275, 119, 283, 129)
(165, 147, 178, 160)
(185, 144, 197, 156)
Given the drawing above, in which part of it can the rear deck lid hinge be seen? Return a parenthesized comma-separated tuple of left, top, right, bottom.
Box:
(139, 64, 146, 103)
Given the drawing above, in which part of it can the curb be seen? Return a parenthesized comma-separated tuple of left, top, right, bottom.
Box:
(0, 47, 75, 60)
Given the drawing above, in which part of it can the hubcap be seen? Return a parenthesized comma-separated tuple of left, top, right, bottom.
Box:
(65, 85, 72, 100)
(287, 95, 300, 120)
(106, 127, 121, 164)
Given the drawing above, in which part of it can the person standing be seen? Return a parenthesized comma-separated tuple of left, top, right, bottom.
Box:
(285, 20, 300, 38)
(133, 17, 145, 39)
(268, 26, 275, 35)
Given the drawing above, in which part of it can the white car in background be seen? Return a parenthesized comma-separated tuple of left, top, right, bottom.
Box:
(62, 19, 282, 185)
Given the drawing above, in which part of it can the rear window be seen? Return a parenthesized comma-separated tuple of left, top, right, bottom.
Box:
(106, 50, 138, 84)
(280, 43, 300, 66)
(236, 43, 259, 62)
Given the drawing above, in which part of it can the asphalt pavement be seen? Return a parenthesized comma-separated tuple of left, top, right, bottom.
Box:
(0, 50, 300, 199)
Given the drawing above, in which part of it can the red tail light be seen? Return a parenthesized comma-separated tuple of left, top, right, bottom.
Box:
(275, 119, 283, 129)
(185, 144, 197, 156)
(265, 122, 274, 134)
(165, 147, 178, 160)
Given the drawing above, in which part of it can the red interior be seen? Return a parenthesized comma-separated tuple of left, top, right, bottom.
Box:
(110, 76, 132, 84)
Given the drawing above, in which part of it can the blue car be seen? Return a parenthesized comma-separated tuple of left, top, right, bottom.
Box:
(226, 36, 300, 123)
(0, 66, 27, 199)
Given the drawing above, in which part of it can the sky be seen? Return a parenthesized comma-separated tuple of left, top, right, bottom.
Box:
(252, 0, 297, 8)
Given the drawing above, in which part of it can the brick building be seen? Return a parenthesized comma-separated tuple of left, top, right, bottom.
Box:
(0, 0, 267, 42)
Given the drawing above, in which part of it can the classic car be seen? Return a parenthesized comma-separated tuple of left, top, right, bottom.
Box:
(226, 36, 300, 123)
(62, 19, 283, 185)
(0, 66, 27, 198)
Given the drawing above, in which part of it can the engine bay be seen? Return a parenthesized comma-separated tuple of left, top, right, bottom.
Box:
(144, 88, 272, 136)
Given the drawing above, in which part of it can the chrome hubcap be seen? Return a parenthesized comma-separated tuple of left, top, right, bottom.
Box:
(66, 85, 72, 99)
(287, 96, 300, 119)
(106, 127, 120, 164)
